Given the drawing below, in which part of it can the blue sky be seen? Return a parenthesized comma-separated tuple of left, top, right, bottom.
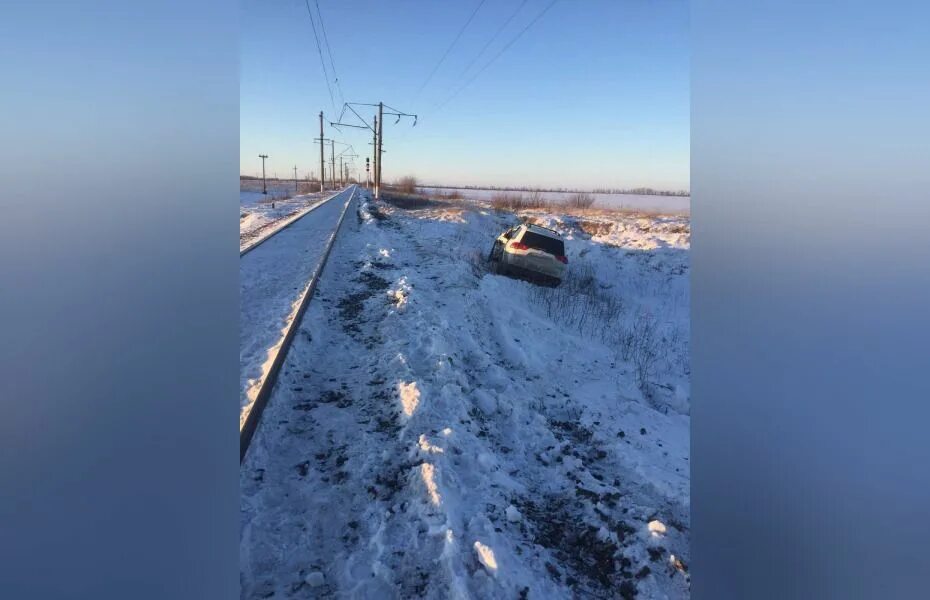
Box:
(240, 0, 689, 190)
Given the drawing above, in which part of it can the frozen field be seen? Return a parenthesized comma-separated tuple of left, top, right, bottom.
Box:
(240, 191, 690, 598)
(241, 179, 308, 208)
(419, 186, 690, 214)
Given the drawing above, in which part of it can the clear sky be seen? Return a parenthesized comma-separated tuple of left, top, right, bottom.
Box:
(240, 0, 689, 190)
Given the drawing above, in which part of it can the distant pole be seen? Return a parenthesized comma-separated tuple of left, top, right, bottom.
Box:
(372, 114, 378, 198)
(319, 111, 325, 194)
(376, 102, 384, 199)
(293, 165, 298, 193)
(339, 156, 344, 187)
(259, 154, 269, 194)
(330, 140, 336, 190)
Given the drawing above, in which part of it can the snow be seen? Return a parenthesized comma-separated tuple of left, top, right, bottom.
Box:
(648, 520, 668, 536)
(240, 189, 690, 598)
(474, 541, 499, 573)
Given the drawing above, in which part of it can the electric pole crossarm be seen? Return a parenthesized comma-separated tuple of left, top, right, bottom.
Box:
(328, 121, 370, 131)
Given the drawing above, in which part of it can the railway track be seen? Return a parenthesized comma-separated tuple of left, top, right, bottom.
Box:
(239, 185, 359, 462)
(240, 187, 348, 257)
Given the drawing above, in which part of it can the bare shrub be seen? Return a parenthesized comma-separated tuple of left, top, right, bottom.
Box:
(490, 191, 553, 212)
(490, 192, 521, 212)
(526, 190, 546, 209)
(395, 176, 418, 194)
(567, 192, 596, 210)
(619, 313, 659, 390)
(529, 259, 624, 343)
(525, 261, 667, 396)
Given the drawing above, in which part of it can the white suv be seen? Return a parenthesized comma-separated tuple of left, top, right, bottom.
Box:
(488, 223, 567, 286)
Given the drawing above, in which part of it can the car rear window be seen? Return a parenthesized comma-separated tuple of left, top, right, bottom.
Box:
(519, 231, 564, 256)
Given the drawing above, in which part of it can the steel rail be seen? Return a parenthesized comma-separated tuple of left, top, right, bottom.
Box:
(239, 185, 358, 462)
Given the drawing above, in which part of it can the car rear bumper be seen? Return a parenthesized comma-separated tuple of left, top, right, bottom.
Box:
(502, 263, 562, 286)
(505, 253, 565, 279)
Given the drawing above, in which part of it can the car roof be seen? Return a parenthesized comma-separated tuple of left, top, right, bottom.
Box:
(521, 223, 562, 238)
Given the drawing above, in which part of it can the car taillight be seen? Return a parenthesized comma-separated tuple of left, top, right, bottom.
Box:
(510, 242, 528, 250)
(556, 255, 568, 264)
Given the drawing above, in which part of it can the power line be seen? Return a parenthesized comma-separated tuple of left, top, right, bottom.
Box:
(436, 0, 559, 111)
(413, 0, 488, 101)
(303, 0, 336, 112)
(459, 0, 529, 80)
(314, 0, 344, 106)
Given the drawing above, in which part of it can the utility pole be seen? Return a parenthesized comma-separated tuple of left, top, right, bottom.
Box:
(376, 102, 384, 199)
(259, 154, 269, 194)
(372, 114, 378, 198)
(330, 140, 336, 190)
(335, 148, 357, 187)
(328, 101, 416, 199)
(293, 165, 298, 194)
(318, 112, 325, 194)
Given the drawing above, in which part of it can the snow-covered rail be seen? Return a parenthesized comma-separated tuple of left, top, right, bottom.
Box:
(239, 185, 358, 462)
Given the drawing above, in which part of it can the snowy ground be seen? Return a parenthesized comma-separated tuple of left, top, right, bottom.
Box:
(418, 187, 690, 214)
(240, 190, 690, 599)
(240, 186, 356, 426)
(240, 179, 347, 251)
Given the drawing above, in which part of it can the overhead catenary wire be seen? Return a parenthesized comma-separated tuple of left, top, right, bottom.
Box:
(314, 0, 344, 106)
(413, 0, 488, 101)
(303, 0, 337, 112)
(436, 0, 559, 112)
(458, 0, 530, 81)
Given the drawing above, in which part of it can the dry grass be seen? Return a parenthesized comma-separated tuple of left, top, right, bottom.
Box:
(489, 190, 606, 216)
(388, 186, 688, 220)
(529, 261, 664, 393)
(381, 191, 444, 210)
(490, 191, 553, 212)
(437, 189, 464, 200)
(297, 181, 320, 195)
